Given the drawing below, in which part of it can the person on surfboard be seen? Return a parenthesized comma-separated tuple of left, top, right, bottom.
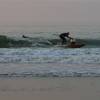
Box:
(59, 32, 73, 45)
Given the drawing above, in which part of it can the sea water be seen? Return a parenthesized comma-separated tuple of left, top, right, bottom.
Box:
(0, 25, 100, 77)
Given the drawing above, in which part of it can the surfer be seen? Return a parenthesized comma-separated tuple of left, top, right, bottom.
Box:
(59, 32, 73, 45)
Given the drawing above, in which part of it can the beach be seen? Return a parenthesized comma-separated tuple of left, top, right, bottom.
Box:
(0, 77, 100, 100)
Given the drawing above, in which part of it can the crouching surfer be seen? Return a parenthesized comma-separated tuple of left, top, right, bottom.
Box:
(59, 32, 73, 45)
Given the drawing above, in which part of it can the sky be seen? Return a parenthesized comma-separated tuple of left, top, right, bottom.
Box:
(0, 0, 100, 26)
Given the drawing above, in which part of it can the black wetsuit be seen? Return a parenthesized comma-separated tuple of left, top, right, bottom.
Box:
(59, 32, 71, 44)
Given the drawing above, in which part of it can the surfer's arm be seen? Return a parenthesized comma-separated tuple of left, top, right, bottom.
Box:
(67, 36, 73, 40)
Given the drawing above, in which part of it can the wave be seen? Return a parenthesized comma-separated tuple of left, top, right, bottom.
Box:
(0, 72, 100, 77)
(76, 39, 100, 47)
(0, 48, 100, 64)
(17, 35, 100, 47)
(0, 35, 100, 48)
(0, 46, 99, 77)
(0, 63, 100, 77)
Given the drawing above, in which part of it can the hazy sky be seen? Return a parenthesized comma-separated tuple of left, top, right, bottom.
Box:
(0, 0, 100, 26)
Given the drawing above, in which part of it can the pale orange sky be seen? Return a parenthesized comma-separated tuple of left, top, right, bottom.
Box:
(0, 0, 100, 26)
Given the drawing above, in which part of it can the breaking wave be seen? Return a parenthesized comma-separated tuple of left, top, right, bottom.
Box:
(0, 33, 100, 48)
(0, 48, 100, 64)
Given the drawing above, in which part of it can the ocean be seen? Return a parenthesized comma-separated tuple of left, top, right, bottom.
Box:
(0, 25, 100, 77)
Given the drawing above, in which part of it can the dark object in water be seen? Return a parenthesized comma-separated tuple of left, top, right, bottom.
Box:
(22, 35, 29, 38)
(67, 40, 85, 48)
(67, 44, 85, 48)
(22, 35, 34, 39)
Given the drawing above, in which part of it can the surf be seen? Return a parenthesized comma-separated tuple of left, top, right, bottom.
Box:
(0, 34, 100, 48)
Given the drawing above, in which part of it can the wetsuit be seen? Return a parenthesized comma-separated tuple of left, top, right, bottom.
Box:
(59, 32, 71, 44)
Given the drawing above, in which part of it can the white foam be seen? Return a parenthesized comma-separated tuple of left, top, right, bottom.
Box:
(0, 48, 100, 64)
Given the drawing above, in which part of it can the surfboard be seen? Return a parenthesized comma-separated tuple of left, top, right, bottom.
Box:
(55, 44, 85, 48)
(67, 44, 85, 48)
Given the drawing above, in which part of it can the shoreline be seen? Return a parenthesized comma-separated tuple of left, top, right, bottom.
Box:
(0, 77, 100, 100)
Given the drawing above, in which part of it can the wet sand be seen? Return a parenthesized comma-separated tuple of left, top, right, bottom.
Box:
(0, 77, 100, 100)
